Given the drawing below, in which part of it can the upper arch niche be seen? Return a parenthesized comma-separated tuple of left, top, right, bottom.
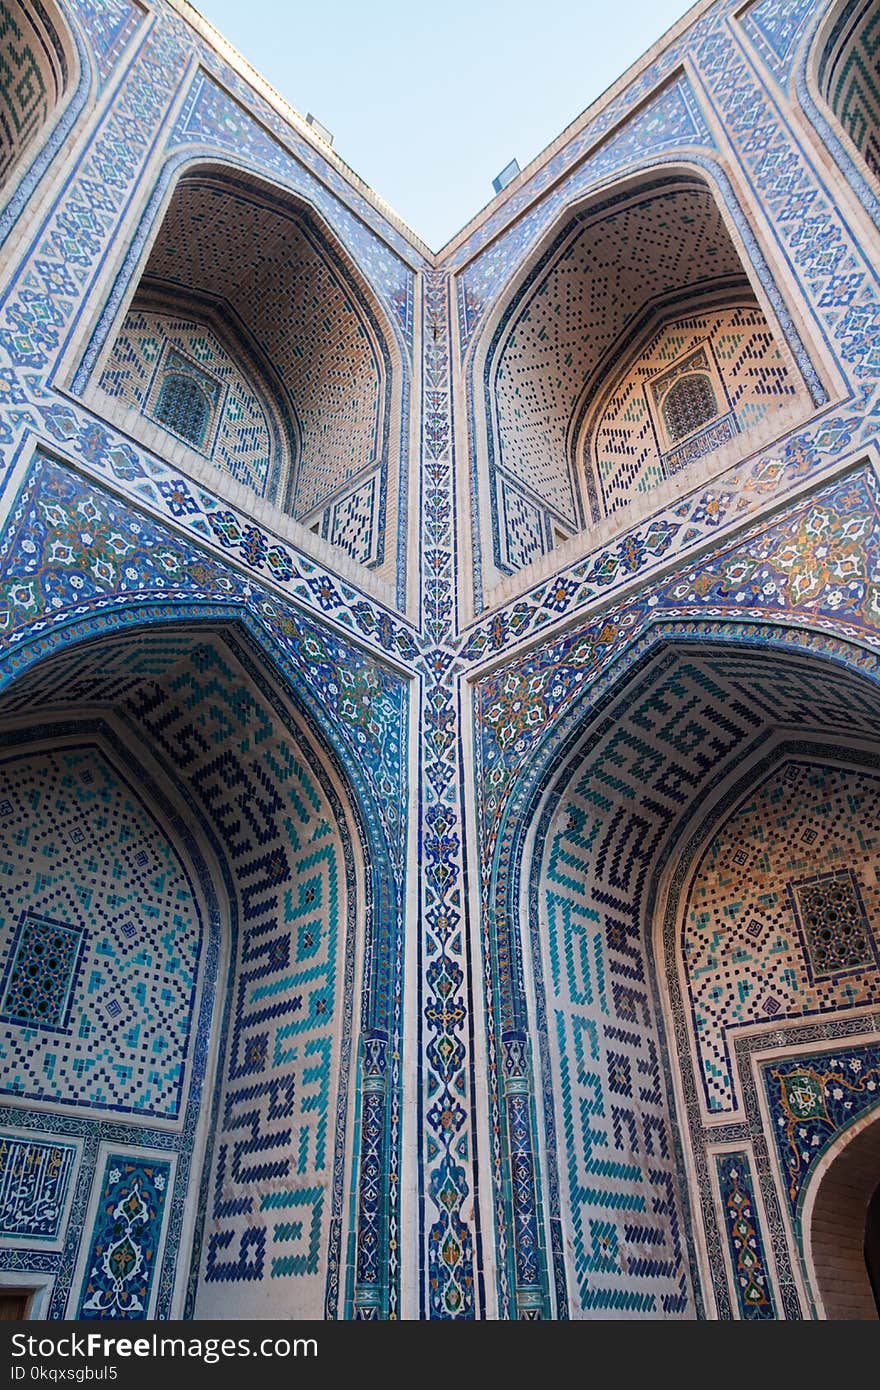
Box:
(478, 174, 812, 580)
(94, 165, 399, 577)
(0, 0, 76, 196)
(816, 0, 879, 187)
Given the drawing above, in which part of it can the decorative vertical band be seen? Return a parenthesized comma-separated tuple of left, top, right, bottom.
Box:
(501, 1030, 547, 1318)
(354, 1029, 388, 1319)
(715, 1150, 776, 1319)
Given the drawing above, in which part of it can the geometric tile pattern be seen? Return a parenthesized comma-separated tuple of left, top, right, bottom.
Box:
(0, 712, 226, 1323)
(497, 643, 880, 1312)
(0, 456, 409, 864)
(788, 868, 876, 980)
(74, 0, 143, 93)
(497, 477, 548, 572)
(0, 0, 407, 1325)
(169, 71, 420, 339)
(0, 616, 373, 1316)
(473, 470, 880, 863)
(0, 912, 84, 1031)
(715, 1151, 776, 1319)
(77, 1154, 171, 1318)
(0, 1133, 77, 1240)
(418, 271, 477, 1319)
(658, 364, 717, 443)
(154, 362, 215, 449)
(0, 0, 879, 1331)
(0, 0, 69, 185)
(489, 185, 748, 538)
(100, 310, 277, 498)
(0, 3, 415, 605)
(455, 76, 716, 326)
(101, 640, 349, 1319)
(591, 304, 799, 517)
(0, 13, 190, 385)
(684, 761, 880, 1112)
(125, 172, 386, 521)
(0, 576, 396, 1318)
(326, 471, 382, 566)
(538, 668, 725, 1315)
(695, 16, 880, 402)
(740, 0, 819, 84)
(819, 0, 880, 179)
(453, 0, 880, 613)
(0, 743, 205, 1119)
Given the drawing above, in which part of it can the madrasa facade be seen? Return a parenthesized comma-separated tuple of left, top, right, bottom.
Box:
(0, 0, 878, 1324)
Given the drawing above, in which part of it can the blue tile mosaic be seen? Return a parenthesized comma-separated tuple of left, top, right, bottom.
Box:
(0, 0, 879, 1325)
(0, 914, 84, 1032)
(77, 1153, 171, 1318)
(0, 1134, 77, 1241)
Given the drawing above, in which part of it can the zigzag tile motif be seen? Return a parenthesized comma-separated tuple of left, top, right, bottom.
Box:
(0, 628, 374, 1320)
(112, 643, 349, 1317)
(740, 0, 817, 82)
(820, 0, 880, 176)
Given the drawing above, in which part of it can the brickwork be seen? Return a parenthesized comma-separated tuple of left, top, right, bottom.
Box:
(589, 303, 799, 515)
(0, 0, 70, 189)
(820, 0, 880, 178)
(807, 1118, 880, 1318)
(0, 741, 206, 1120)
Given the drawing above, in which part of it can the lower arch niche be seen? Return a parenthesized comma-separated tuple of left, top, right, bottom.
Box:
(515, 638, 880, 1319)
(0, 621, 366, 1319)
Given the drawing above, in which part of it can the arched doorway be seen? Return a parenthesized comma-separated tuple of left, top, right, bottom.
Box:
(78, 160, 405, 585)
(469, 167, 816, 589)
(803, 1108, 880, 1318)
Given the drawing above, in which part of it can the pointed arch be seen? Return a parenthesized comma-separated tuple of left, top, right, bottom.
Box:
(0, 609, 405, 1319)
(75, 157, 406, 587)
(802, 1093, 880, 1317)
(480, 621, 880, 1319)
(466, 164, 819, 597)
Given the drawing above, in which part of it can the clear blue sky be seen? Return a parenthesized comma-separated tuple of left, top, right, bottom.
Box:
(192, 0, 694, 251)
